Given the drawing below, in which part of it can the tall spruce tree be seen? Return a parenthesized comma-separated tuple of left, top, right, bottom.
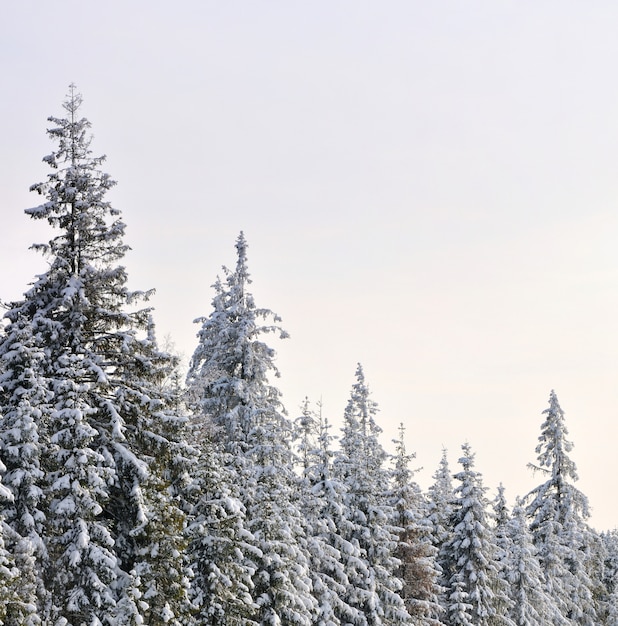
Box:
(0, 85, 188, 623)
(186, 233, 316, 626)
(525, 391, 597, 626)
(186, 232, 289, 455)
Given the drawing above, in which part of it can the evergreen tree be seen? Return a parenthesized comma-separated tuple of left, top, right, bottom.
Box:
(441, 443, 513, 626)
(246, 405, 317, 626)
(186, 233, 315, 625)
(389, 424, 443, 626)
(295, 400, 365, 626)
(334, 364, 410, 626)
(506, 501, 565, 626)
(426, 449, 455, 548)
(525, 390, 597, 626)
(186, 232, 288, 456)
(1, 85, 189, 623)
(294, 397, 316, 476)
(492, 485, 513, 596)
(425, 448, 455, 609)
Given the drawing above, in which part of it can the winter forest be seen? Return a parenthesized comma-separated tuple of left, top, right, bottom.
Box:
(0, 86, 616, 626)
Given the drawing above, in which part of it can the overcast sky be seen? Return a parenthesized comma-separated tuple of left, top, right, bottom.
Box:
(3, 2, 618, 529)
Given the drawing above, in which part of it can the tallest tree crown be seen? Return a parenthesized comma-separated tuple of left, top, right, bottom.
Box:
(26, 84, 128, 274)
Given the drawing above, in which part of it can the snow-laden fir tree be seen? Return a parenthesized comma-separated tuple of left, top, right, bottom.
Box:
(492, 485, 512, 593)
(0, 85, 189, 623)
(186, 232, 288, 456)
(294, 399, 365, 626)
(441, 443, 513, 626)
(246, 398, 317, 626)
(426, 449, 455, 548)
(389, 424, 443, 626)
(425, 448, 455, 608)
(333, 364, 410, 626)
(505, 500, 565, 626)
(186, 233, 316, 626)
(524, 391, 597, 626)
(294, 398, 316, 477)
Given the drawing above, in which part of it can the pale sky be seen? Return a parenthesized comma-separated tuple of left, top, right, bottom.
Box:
(2, 2, 618, 529)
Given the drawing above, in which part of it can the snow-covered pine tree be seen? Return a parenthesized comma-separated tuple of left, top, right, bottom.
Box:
(1, 85, 189, 623)
(334, 364, 410, 626)
(426, 450, 455, 552)
(294, 399, 365, 626)
(525, 390, 597, 626)
(424, 448, 455, 611)
(186, 233, 316, 626)
(186, 232, 289, 456)
(246, 396, 317, 626)
(441, 443, 513, 626)
(506, 500, 565, 626)
(492, 485, 512, 594)
(295, 397, 317, 476)
(389, 424, 443, 626)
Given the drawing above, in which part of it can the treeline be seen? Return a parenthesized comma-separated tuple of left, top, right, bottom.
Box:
(0, 87, 616, 626)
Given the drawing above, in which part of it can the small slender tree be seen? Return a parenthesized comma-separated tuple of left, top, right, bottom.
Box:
(334, 364, 410, 626)
(389, 424, 443, 626)
(506, 501, 565, 626)
(295, 400, 365, 626)
(441, 444, 513, 626)
(425, 448, 455, 609)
